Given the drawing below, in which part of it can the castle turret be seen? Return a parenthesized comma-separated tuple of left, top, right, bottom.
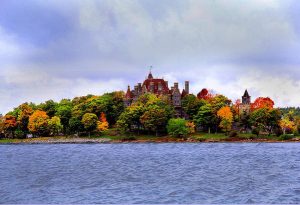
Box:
(124, 85, 133, 107)
(242, 89, 251, 104)
(148, 71, 153, 79)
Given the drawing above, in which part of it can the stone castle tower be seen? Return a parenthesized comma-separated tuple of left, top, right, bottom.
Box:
(239, 89, 251, 115)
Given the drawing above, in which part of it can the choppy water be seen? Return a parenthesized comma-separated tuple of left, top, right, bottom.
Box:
(1, 143, 300, 204)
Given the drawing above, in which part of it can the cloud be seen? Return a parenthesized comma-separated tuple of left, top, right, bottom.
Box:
(0, 0, 299, 114)
(0, 68, 125, 114)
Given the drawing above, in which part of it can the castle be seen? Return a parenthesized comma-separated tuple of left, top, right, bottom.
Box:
(124, 71, 251, 117)
(124, 71, 189, 117)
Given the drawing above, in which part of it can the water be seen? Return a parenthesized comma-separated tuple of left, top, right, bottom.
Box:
(1, 143, 300, 204)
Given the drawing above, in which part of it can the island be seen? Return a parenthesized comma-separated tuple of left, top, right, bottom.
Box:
(1, 71, 299, 144)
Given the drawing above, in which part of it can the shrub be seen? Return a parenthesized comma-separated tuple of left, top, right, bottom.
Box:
(167, 118, 188, 138)
(279, 134, 294, 141)
(251, 128, 260, 136)
(229, 131, 238, 138)
(14, 129, 26, 139)
(274, 127, 283, 137)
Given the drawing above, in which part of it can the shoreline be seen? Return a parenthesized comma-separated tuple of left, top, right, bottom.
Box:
(1, 136, 300, 144)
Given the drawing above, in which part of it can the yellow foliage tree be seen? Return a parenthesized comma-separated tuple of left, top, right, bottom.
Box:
(97, 112, 109, 133)
(186, 121, 195, 134)
(217, 106, 233, 134)
(280, 118, 296, 135)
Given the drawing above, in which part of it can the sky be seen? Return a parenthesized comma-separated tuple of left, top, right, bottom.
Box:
(0, 0, 300, 114)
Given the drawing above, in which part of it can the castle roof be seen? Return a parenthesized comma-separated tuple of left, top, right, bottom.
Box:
(181, 89, 188, 98)
(142, 78, 169, 94)
(243, 89, 250, 97)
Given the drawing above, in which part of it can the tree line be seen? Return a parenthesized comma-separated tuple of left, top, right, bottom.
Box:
(0, 90, 300, 138)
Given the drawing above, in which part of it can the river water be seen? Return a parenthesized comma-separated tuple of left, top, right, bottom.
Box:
(1, 143, 300, 204)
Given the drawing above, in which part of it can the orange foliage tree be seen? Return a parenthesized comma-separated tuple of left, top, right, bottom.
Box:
(97, 112, 109, 132)
(28, 110, 50, 136)
(232, 99, 241, 119)
(4, 115, 17, 137)
(217, 106, 233, 134)
(251, 97, 274, 111)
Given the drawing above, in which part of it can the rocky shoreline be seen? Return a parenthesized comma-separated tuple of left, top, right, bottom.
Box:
(1, 137, 300, 144)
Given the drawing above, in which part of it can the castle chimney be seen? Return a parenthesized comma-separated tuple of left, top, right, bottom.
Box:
(185, 81, 189, 94)
(165, 81, 168, 88)
(134, 85, 138, 95)
(174, 82, 179, 90)
(138, 83, 142, 93)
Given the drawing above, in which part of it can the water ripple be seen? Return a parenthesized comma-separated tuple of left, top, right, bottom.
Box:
(1, 143, 300, 203)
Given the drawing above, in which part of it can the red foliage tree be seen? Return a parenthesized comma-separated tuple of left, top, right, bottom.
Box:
(197, 88, 214, 100)
(251, 97, 274, 110)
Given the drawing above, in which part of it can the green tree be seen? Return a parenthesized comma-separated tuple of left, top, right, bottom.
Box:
(117, 103, 145, 133)
(181, 94, 205, 119)
(167, 118, 189, 137)
(38, 100, 57, 117)
(210, 95, 232, 114)
(249, 108, 281, 135)
(48, 116, 63, 136)
(194, 104, 216, 133)
(140, 105, 169, 136)
(69, 117, 84, 135)
(55, 99, 72, 134)
(81, 113, 98, 137)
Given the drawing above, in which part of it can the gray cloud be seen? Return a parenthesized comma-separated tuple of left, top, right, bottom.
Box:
(0, 0, 300, 114)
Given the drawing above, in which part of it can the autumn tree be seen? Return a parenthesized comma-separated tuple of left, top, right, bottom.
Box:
(186, 121, 196, 134)
(48, 116, 63, 136)
(28, 110, 50, 136)
(251, 97, 274, 111)
(0, 114, 4, 138)
(97, 112, 109, 133)
(197, 88, 214, 100)
(232, 99, 241, 120)
(3, 115, 17, 138)
(81, 113, 98, 137)
(17, 103, 33, 137)
(217, 106, 233, 134)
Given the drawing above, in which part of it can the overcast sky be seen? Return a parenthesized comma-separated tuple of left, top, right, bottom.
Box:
(0, 0, 300, 114)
